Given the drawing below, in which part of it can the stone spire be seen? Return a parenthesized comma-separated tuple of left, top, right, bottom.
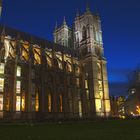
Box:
(76, 8, 79, 17)
(95, 7, 100, 16)
(1, 25, 5, 34)
(63, 16, 67, 25)
(55, 21, 58, 30)
(86, 3, 90, 12)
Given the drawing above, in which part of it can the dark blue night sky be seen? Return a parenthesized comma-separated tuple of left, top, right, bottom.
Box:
(1, 0, 140, 96)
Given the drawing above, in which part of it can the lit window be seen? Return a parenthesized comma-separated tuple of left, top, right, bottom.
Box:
(95, 99, 102, 112)
(0, 63, 5, 74)
(5, 98, 10, 111)
(105, 100, 110, 112)
(0, 78, 4, 92)
(85, 80, 88, 89)
(98, 81, 102, 91)
(16, 81, 21, 94)
(59, 94, 63, 112)
(48, 94, 51, 112)
(22, 44, 29, 61)
(98, 81, 103, 98)
(86, 90, 89, 99)
(78, 101, 82, 117)
(35, 93, 39, 112)
(99, 32, 102, 43)
(0, 95, 3, 111)
(16, 66, 21, 77)
(22, 93, 25, 111)
(33, 47, 41, 64)
(76, 78, 80, 87)
(99, 90, 103, 99)
(16, 96, 21, 111)
(46, 51, 52, 67)
(96, 31, 100, 42)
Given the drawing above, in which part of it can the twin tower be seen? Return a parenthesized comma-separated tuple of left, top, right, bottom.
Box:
(54, 7, 111, 117)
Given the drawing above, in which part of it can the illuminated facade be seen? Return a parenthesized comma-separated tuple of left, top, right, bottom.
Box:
(0, 7, 110, 120)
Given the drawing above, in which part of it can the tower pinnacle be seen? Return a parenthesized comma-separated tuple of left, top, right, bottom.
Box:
(55, 21, 58, 30)
(76, 9, 79, 17)
(63, 16, 67, 25)
(86, 3, 90, 12)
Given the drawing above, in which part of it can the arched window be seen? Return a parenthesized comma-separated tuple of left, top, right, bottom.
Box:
(33, 47, 41, 65)
(48, 93, 52, 113)
(79, 100, 82, 117)
(35, 90, 39, 112)
(21, 92, 25, 111)
(82, 26, 87, 40)
(93, 26, 96, 41)
(86, 26, 90, 38)
(59, 94, 63, 112)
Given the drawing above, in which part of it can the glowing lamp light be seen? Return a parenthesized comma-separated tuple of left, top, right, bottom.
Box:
(136, 105, 140, 115)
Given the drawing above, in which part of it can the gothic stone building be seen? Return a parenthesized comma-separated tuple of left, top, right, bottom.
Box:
(0, 8, 110, 120)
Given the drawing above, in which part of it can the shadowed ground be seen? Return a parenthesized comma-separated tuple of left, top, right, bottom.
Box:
(0, 120, 140, 140)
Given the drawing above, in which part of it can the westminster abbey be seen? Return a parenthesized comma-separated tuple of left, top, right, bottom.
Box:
(0, 6, 110, 120)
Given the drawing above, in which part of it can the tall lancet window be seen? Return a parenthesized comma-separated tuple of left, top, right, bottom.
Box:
(48, 93, 52, 112)
(59, 94, 63, 112)
(0, 95, 3, 111)
(93, 26, 96, 41)
(82, 26, 87, 40)
(79, 100, 82, 117)
(35, 91, 39, 112)
(87, 26, 90, 38)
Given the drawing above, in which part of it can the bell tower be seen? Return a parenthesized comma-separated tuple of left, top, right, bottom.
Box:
(53, 17, 72, 47)
(74, 6, 110, 117)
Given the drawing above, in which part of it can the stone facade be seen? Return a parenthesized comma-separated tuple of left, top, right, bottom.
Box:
(0, 8, 110, 120)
